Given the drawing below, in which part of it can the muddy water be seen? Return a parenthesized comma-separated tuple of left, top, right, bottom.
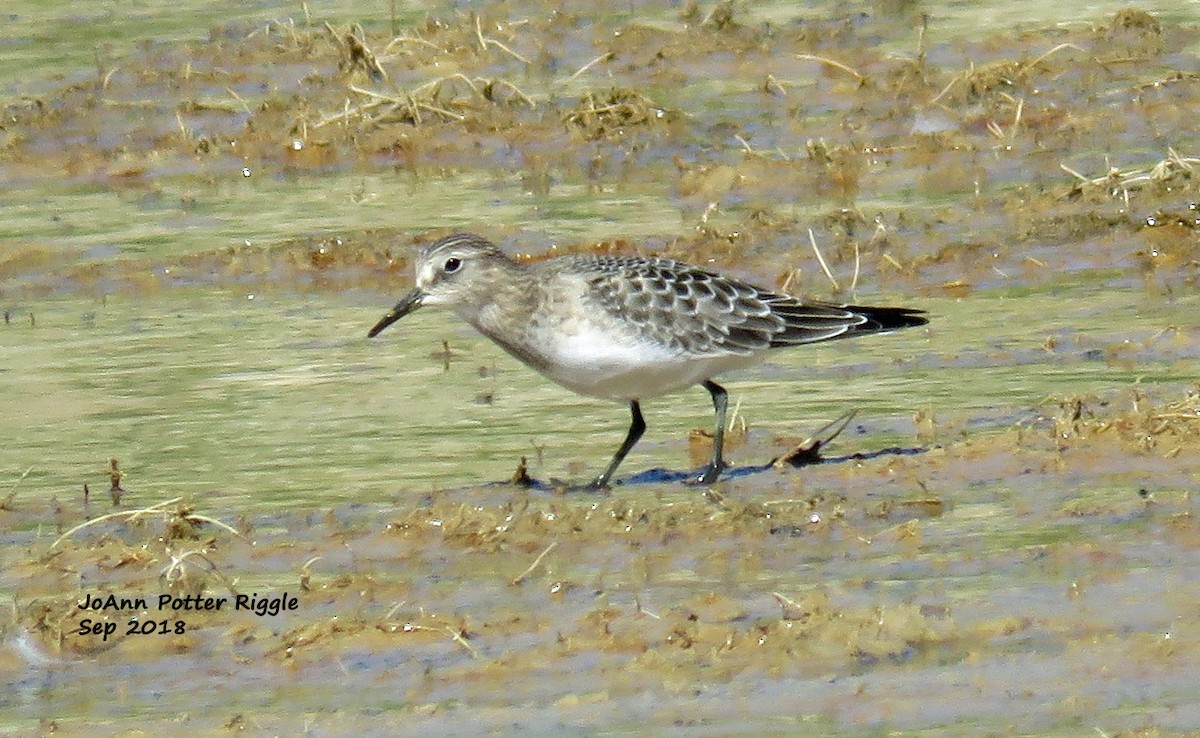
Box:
(2, 0, 1199, 735)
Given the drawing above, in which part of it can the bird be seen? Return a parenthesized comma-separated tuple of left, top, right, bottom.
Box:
(368, 232, 927, 488)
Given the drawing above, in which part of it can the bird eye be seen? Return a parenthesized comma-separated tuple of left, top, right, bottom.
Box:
(443, 257, 462, 273)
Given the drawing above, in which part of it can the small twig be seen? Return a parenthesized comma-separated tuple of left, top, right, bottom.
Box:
(985, 92, 1025, 140)
(415, 102, 466, 121)
(347, 84, 394, 101)
(771, 591, 803, 616)
(780, 267, 799, 293)
(396, 621, 478, 658)
(161, 547, 220, 583)
(475, 16, 530, 65)
(1019, 42, 1083, 76)
(869, 219, 889, 248)
(880, 252, 905, 271)
(401, 94, 421, 126)
(311, 96, 389, 128)
(727, 397, 743, 433)
(299, 555, 323, 590)
(224, 87, 252, 116)
(763, 74, 788, 96)
(174, 111, 192, 140)
(805, 410, 857, 449)
(928, 75, 960, 105)
(49, 497, 237, 550)
(915, 12, 928, 63)
(413, 73, 481, 98)
(560, 52, 613, 85)
(770, 410, 858, 469)
(1059, 163, 1089, 182)
(473, 15, 488, 52)
(850, 240, 861, 293)
(635, 597, 661, 619)
(486, 36, 530, 65)
(486, 78, 537, 108)
(383, 36, 442, 54)
(446, 625, 479, 658)
(796, 54, 864, 84)
(181, 513, 243, 538)
(325, 21, 388, 82)
(2, 465, 34, 508)
(808, 228, 840, 292)
(1010, 95, 1024, 135)
(511, 541, 558, 585)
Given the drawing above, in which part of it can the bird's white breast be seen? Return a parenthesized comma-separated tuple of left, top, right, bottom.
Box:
(526, 317, 758, 401)
(468, 271, 761, 402)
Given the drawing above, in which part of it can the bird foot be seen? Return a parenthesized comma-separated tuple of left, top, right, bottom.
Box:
(685, 462, 728, 486)
(572, 476, 614, 494)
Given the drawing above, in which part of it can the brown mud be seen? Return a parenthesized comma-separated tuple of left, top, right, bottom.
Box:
(1, 2, 1198, 735)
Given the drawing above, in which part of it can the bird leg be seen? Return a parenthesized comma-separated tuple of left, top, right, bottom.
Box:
(589, 400, 646, 489)
(694, 380, 729, 484)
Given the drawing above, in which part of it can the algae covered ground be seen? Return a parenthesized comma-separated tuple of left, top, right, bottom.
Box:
(1, 1, 1198, 735)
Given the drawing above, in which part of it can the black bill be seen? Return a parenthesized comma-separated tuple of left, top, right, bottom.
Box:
(367, 288, 425, 338)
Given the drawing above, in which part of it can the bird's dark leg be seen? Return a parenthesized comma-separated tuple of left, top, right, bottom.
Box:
(589, 401, 646, 489)
(695, 380, 729, 484)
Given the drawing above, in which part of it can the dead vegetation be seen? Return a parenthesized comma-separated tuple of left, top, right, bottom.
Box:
(1062, 148, 1200, 202)
(2, 7, 1199, 303)
(1052, 386, 1200, 457)
(2, 4, 1200, 732)
(3, 478, 957, 670)
(564, 88, 669, 142)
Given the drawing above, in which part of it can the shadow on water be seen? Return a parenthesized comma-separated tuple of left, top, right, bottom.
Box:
(489, 444, 931, 491)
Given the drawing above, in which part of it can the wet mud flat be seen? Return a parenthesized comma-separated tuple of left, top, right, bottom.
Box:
(1, 0, 1199, 735)
(3, 389, 1198, 735)
(2, 389, 1198, 735)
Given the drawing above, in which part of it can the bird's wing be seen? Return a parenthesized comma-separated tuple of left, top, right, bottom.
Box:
(572, 255, 879, 356)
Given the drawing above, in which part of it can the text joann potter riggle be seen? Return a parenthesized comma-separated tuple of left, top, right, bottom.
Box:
(75, 591, 299, 642)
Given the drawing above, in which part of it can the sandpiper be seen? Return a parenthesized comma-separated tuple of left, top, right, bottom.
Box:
(369, 233, 927, 488)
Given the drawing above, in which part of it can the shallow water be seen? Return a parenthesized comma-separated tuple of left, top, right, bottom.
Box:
(4, 281, 1193, 503)
(1, 0, 1199, 735)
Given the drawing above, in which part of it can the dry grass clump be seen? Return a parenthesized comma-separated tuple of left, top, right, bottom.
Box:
(382, 495, 823, 552)
(564, 88, 670, 142)
(1052, 387, 1200, 457)
(7, 495, 245, 658)
(311, 73, 536, 132)
(1137, 202, 1200, 291)
(1099, 7, 1164, 58)
(607, 590, 955, 681)
(1062, 149, 1200, 202)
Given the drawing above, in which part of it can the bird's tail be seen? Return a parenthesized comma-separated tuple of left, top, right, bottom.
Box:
(847, 305, 929, 333)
